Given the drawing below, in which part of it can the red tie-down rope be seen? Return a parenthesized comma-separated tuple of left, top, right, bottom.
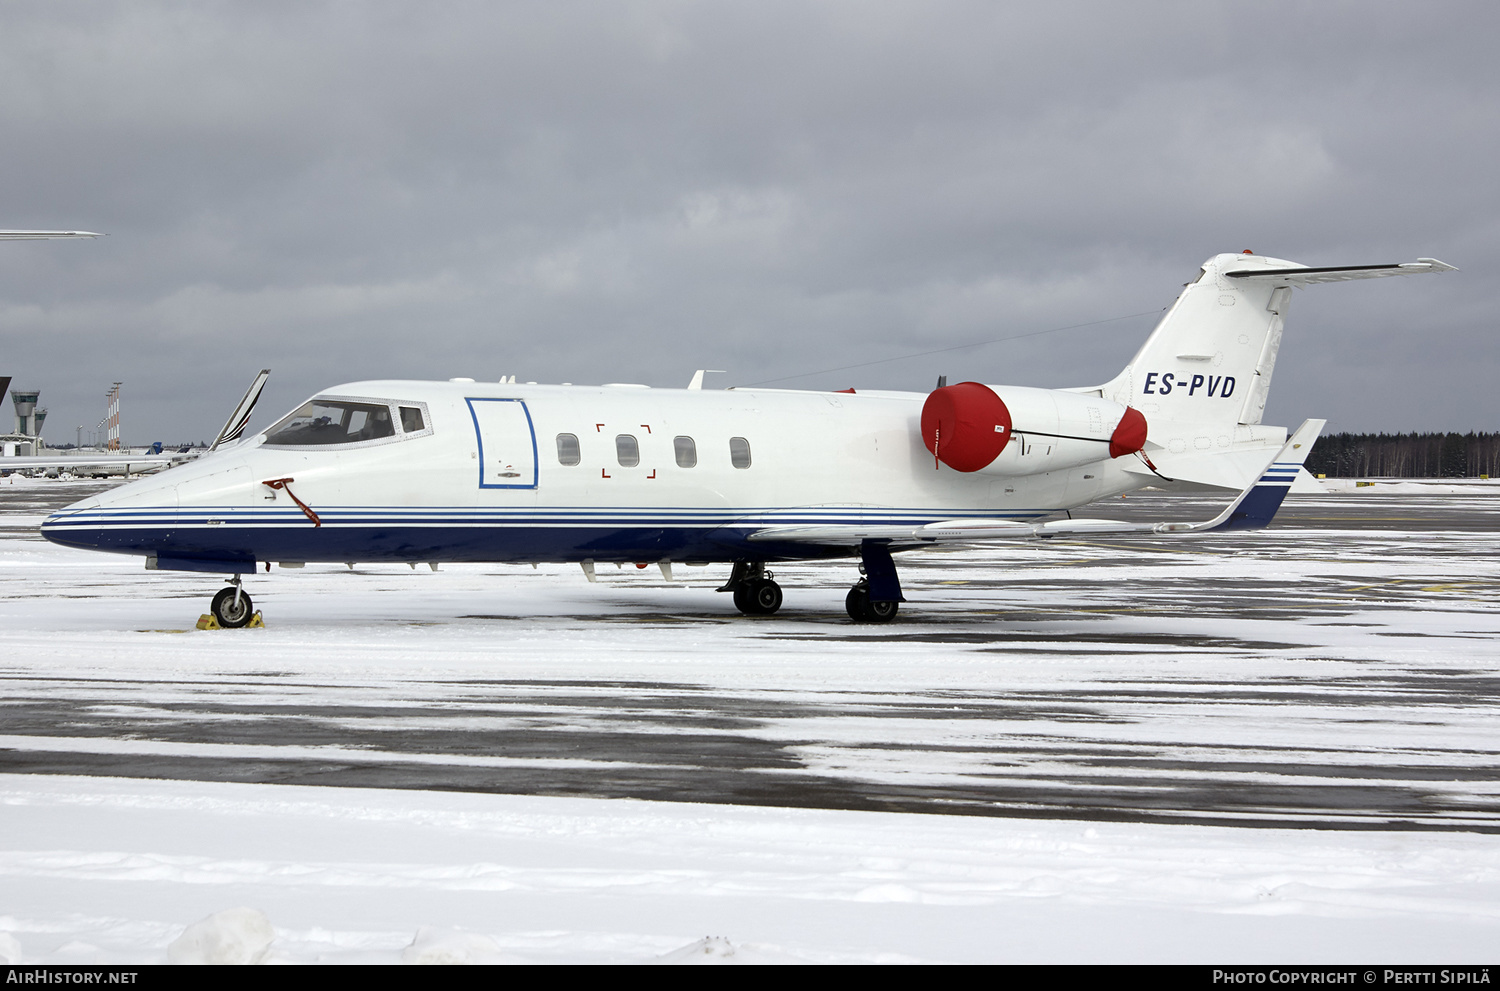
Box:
(261, 477, 321, 527)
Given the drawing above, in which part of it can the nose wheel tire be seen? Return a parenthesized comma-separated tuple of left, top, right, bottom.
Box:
(733, 578, 783, 616)
(211, 586, 255, 628)
(846, 581, 898, 623)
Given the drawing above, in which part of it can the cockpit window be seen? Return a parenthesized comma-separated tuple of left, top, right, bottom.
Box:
(264, 400, 397, 446)
(400, 406, 425, 432)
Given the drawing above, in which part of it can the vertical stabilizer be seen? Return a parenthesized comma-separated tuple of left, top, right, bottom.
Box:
(1098, 253, 1296, 428)
(1094, 253, 1454, 433)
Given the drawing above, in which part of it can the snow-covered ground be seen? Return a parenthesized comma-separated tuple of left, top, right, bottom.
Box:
(5, 774, 1500, 965)
(0, 478, 1497, 963)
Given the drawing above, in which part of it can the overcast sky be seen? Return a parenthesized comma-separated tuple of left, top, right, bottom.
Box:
(1, 1, 1495, 445)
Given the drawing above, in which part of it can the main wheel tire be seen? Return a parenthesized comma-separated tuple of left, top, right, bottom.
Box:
(845, 583, 869, 622)
(749, 578, 783, 615)
(211, 586, 254, 628)
(846, 583, 899, 623)
(732, 585, 752, 614)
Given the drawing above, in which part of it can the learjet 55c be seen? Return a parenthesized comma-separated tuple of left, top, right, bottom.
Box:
(41, 252, 1454, 625)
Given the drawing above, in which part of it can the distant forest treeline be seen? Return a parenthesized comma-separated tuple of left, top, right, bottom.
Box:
(1304, 432, 1500, 478)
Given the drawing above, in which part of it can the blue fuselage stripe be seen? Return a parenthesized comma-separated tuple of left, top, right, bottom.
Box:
(40, 523, 900, 565)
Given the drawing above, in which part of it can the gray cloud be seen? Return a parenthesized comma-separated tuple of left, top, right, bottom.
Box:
(1, 0, 1494, 444)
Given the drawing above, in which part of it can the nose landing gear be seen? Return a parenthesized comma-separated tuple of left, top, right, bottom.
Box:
(209, 576, 256, 628)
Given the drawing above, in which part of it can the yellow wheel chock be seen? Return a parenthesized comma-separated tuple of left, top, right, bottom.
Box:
(196, 611, 265, 630)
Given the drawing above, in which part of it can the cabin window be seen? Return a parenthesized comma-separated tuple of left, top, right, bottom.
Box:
(264, 400, 396, 446)
(730, 436, 751, 469)
(556, 433, 581, 466)
(674, 435, 696, 468)
(399, 406, 425, 432)
(616, 434, 639, 467)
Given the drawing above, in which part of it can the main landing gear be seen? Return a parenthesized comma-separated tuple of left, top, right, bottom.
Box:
(717, 561, 783, 616)
(210, 576, 255, 628)
(846, 540, 904, 624)
(845, 580, 899, 623)
(719, 542, 906, 623)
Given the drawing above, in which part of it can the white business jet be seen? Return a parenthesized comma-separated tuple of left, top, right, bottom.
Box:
(40, 251, 1454, 626)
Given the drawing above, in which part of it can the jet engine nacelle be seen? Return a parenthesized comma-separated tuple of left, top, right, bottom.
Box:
(920, 382, 1146, 475)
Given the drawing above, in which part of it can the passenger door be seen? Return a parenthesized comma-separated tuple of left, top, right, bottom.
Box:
(466, 398, 539, 489)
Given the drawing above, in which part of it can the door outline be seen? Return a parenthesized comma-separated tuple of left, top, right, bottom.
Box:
(466, 398, 540, 490)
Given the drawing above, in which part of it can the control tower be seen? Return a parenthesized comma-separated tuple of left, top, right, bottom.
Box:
(1, 384, 45, 455)
(13, 389, 39, 437)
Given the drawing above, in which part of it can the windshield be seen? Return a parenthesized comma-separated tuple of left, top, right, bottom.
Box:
(264, 399, 396, 446)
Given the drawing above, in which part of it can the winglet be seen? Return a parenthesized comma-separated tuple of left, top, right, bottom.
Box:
(1198, 419, 1325, 532)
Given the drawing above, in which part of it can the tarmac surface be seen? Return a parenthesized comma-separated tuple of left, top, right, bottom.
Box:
(2, 480, 1497, 832)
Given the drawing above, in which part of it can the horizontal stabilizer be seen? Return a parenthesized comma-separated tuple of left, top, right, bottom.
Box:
(1224, 258, 1456, 287)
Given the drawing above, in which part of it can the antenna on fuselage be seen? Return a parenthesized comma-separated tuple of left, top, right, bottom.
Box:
(210, 369, 271, 451)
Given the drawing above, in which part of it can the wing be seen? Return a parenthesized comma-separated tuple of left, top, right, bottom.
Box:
(0, 230, 103, 240)
(0, 454, 176, 470)
(747, 419, 1325, 548)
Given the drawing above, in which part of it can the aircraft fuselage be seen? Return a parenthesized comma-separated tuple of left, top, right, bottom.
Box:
(41, 380, 1148, 571)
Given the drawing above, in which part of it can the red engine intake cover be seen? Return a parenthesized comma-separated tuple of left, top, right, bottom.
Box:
(921, 382, 1012, 472)
(1109, 406, 1148, 458)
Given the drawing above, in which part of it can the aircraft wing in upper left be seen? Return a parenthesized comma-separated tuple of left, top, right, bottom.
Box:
(0, 453, 178, 472)
(0, 230, 102, 240)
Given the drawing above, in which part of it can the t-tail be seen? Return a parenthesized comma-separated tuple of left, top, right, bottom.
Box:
(1080, 252, 1455, 489)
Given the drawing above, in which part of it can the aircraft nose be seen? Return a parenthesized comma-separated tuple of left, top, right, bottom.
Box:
(41, 500, 109, 551)
(40, 480, 178, 555)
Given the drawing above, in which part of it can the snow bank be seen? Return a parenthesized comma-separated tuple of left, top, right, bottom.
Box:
(401, 927, 513, 965)
(653, 937, 811, 965)
(1317, 478, 1500, 494)
(167, 908, 275, 965)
